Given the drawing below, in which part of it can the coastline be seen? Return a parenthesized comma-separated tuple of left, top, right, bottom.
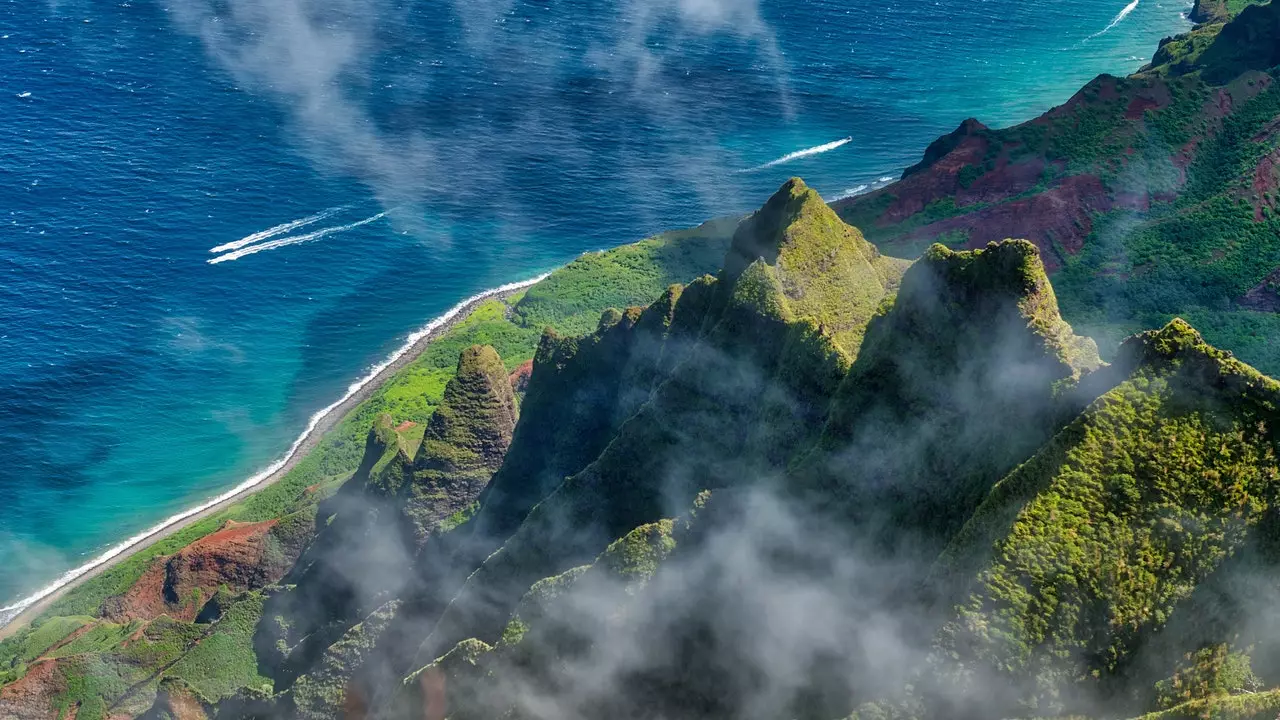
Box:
(0, 273, 550, 639)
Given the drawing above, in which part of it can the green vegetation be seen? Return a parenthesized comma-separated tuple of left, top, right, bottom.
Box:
(46, 621, 140, 659)
(36, 617, 212, 720)
(1191, 0, 1270, 23)
(596, 519, 677, 584)
(1182, 74, 1280, 203)
(402, 344, 518, 545)
(1155, 644, 1261, 710)
(0, 615, 93, 683)
(163, 593, 271, 703)
(291, 601, 402, 720)
(514, 219, 737, 336)
(1047, 82, 1131, 168)
(936, 320, 1280, 716)
(724, 178, 909, 354)
(1140, 689, 1280, 719)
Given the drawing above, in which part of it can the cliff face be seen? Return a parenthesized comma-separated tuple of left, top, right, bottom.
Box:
(408, 180, 908, 671)
(402, 344, 518, 547)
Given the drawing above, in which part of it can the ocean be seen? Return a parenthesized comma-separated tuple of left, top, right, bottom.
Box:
(0, 0, 1192, 613)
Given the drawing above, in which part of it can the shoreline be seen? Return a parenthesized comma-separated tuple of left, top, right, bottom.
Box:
(0, 272, 550, 639)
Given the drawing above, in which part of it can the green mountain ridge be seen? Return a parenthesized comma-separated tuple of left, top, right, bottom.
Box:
(835, 0, 1280, 376)
(11, 6, 1280, 718)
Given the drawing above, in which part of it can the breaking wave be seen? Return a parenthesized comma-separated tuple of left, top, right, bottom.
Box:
(829, 174, 899, 201)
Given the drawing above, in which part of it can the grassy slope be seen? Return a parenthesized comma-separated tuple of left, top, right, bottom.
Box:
(9, 593, 272, 720)
(0, 221, 735, 703)
(162, 593, 273, 703)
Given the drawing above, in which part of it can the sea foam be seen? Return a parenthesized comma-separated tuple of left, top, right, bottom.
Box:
(829, 174, 898, 201)
(0, 271, 552, 628)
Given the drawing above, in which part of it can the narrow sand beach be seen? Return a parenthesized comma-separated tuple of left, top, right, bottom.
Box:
(0, 277, 545, 639)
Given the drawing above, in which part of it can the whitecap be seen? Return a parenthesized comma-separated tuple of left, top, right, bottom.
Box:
(827, 173, 899, 202)
(829, 184, 870, 201)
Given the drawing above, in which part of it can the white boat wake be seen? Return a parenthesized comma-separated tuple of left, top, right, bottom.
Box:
(739, 137, 853, 173)
(209, 212, 388, 264)
(209, 206, 348, 255)
(1086, 0, 1140, 40)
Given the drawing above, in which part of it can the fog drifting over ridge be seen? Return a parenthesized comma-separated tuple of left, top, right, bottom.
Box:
(163, 0, 791, 238)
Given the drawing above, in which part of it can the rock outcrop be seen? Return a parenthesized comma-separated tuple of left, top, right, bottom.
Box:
(100, 520, 287, 623)
(402, 344, 518, 547)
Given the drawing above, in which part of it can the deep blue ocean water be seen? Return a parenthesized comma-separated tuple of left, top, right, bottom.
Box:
(0, 0, 1191, 612)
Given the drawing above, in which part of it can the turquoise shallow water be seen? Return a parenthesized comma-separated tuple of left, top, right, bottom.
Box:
(0, 0, 1191, 611)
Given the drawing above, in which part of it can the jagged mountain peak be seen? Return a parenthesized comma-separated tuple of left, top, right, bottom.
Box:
(404, 344, 518, 545)
(723, 177, 828, 280)
(1155, 0, 1280, 81)
(723, 178, 909, 355)
(355, 413, 413, 496)
(1111, 317, 1280, 407)
(796, 240, 1103, 557)
(415, 344, 517, 474)
(867, 240, 1101, 380)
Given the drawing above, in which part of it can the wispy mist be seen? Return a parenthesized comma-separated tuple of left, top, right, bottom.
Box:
(163, 0, 792, 238)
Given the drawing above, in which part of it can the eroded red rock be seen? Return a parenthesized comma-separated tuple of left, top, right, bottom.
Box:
(0, 659, 65, 720)
(100, 520, 286, 623)
(509, 359, 534, 395)
(891, 175, 1114, 269)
